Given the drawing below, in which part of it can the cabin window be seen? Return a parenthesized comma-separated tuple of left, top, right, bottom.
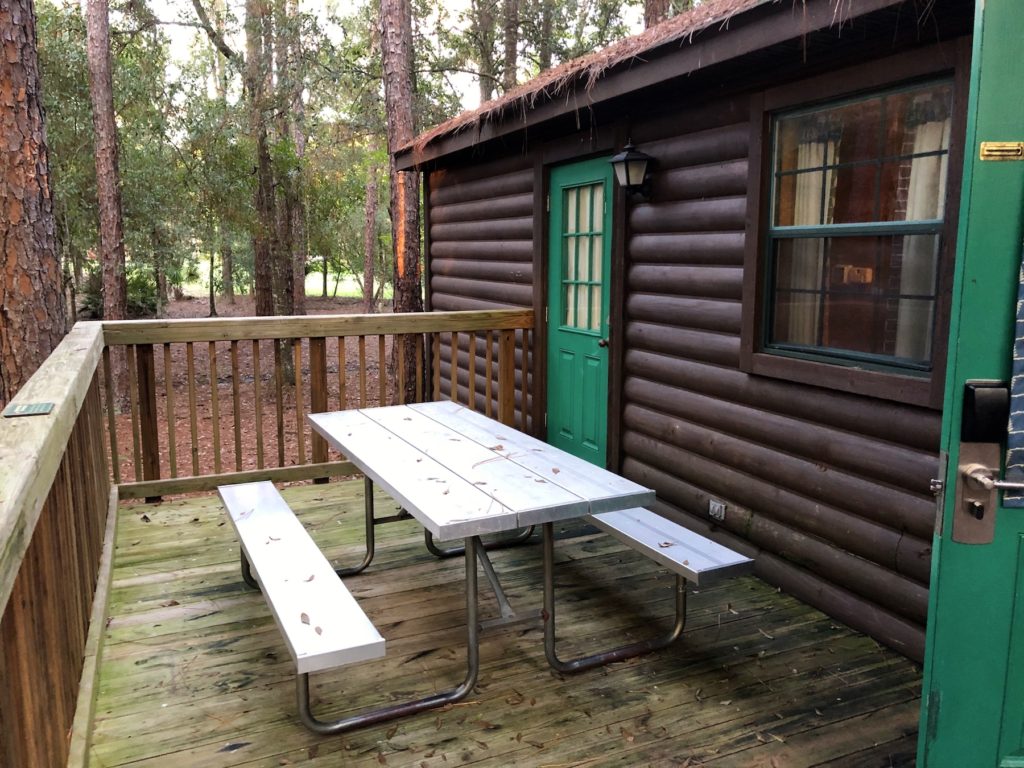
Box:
(765, 81, 953, 372)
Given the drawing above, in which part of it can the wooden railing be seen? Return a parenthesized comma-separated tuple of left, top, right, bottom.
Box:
(99, 310, 535, 499)
(0, 308, 534, 766)
(0, 323, 113, 768)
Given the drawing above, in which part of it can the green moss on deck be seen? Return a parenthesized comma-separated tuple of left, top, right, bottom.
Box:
(89, 481, 920, 767)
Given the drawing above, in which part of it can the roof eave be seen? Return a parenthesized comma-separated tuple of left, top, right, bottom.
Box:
(396, 0, 908, 171)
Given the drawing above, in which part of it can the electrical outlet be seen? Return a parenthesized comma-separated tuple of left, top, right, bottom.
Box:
(709, 499, 727, 521)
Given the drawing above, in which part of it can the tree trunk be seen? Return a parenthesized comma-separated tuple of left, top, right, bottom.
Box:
(86, 0, 128, 404)
(322, 256, 328, 297)
(380, 0, 423, 402)
(222, 242, 234, 302)
(538, 0, 553, 70)
(244, 0, 275, 317)
(502, 0, 519, 91)
(208, 253, 218, 317)
(155, 263, 166, 318)
(287, 0, 307, 316)
(0, 0, 67, 404)
(271, 0, 294, 320)
(363, 166, 378, 313)
(471, 0, 498, 104)
(644, 0, 670, 28)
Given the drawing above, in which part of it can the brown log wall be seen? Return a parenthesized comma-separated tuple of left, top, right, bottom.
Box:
(423, 111, 941, 661)
(0, 377, 110, 767)
(428, 158, 535, 431)
(621, 118, 940, 660)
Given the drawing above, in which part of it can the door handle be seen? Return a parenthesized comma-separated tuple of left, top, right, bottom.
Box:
(597, 338, 609, 348)
(962, 463, 1024, 491)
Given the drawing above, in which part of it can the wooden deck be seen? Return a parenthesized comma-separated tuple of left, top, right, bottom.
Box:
(88, 481, 921, 767)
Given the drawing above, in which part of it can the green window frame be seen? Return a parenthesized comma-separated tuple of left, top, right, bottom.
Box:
(763, 79, 954, 374)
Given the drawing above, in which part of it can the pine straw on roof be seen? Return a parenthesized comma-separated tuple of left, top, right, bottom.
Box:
(406, 0, 778, 157)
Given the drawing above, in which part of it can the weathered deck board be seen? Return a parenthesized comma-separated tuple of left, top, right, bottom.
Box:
(89, 481, 920, 767)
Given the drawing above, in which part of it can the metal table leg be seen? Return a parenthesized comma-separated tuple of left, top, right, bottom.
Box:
(334, 476, 377, 577)
(297, 536, 481, 735)
(542, 522, 687, 673)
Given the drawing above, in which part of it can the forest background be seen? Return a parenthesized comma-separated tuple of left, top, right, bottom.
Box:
(38, 0, 686, 316)
(1, 0, 696, 404)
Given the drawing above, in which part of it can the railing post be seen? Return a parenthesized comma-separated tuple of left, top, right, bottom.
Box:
(136, 344, 161, 502)
(497, 330, 515, 427)
(309, 337, 329, 483)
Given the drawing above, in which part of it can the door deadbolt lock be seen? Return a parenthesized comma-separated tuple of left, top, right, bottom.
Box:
(952, 382, 1012, 545)
(953, 445, 1001, 543)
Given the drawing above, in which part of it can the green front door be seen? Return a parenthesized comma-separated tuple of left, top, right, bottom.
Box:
(919, 3, 1024, 766)
(546, 158, 613, 466)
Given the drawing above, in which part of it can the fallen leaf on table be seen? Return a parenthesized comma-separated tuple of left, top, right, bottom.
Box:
(300, 612, 310, 625)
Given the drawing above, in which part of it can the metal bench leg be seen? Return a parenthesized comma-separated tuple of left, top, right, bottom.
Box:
(296, 536, 480, 735)
(542, 522, 687, 674)
(424, 525, 535, 558)
(240, 550, 260, 591)
(334, 476, 377, 577)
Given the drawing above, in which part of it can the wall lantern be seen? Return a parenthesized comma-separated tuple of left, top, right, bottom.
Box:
(610, 141, 654, 198)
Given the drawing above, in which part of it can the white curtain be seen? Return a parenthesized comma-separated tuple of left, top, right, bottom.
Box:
(895, 117, 951, 360)
(786, 140, 835, 344)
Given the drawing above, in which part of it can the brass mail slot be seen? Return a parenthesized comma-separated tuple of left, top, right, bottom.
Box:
(980, 141, 1024, 161)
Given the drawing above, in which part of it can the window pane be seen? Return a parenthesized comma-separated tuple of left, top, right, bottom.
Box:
(773, 81, 952, 228)
(579, 185, 592, 232)
(770, 234, 939, 366)
(775, 170, 825, 226)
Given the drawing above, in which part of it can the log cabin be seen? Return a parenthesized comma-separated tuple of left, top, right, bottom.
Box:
(395, 0, 980, 663)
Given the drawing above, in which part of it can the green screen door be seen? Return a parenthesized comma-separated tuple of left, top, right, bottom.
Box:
(546, 158, 613, 467)
(919, 3, 1024, 765)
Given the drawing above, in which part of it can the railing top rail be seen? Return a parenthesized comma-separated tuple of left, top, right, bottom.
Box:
(101, 309, 535, 346)
(0, 322, 105, 616)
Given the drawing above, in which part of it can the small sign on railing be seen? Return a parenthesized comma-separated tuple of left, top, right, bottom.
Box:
(3, 402, 55, 418)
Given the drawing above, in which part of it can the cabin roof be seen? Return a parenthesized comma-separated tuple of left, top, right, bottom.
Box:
(396, 0, 887, 169)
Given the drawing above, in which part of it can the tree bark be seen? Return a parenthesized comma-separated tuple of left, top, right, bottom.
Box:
(271, 0, 294, 318)
(222, 242, 234, 302)
(363, 165, 378, 313)
(207, 253, 218, 317)
(86, 0, 128, 403)
(538, 0, 553, 71)
(502, 0, 519, 91)
(644, 0, 670, 28)
(287, 0, 307, 316)
(471, 0, 498, 104)
(380, 0, 423, 401)
(244, 0, 276, 317)
(0, 0, 67, 404)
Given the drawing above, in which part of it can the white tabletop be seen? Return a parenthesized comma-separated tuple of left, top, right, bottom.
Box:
(308, 402, 655, 540)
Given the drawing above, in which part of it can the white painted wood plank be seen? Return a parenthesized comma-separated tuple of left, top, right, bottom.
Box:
(413, 401, 655, 521)
(588, 508, 753, 587)
(363, 405, 589, 524)
(308, 411, 519, 539)
(218, 482, 385, 674)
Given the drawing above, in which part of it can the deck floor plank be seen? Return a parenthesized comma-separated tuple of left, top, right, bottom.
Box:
(89, 481, 921, 767)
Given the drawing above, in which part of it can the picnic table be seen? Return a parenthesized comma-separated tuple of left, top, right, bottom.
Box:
(221, 401, 749, 735)
(301, 402, 651, 725)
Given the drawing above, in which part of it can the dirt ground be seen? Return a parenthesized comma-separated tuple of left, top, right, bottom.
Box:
(111, 294, 397, 484)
